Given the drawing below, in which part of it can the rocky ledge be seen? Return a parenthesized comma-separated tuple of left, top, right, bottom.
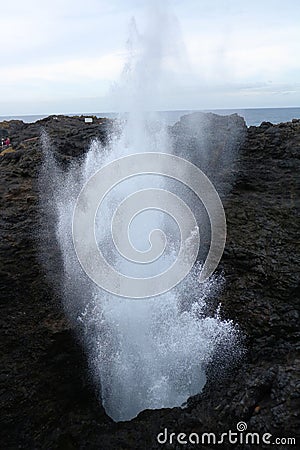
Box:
(0, 114, 299, 449)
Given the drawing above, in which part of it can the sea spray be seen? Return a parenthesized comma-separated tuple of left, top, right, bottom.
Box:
(39, 2, 242, 422)
(39, 120, 242, 424)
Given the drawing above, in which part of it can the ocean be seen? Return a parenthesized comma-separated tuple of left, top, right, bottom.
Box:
(1, 107, 300, 127)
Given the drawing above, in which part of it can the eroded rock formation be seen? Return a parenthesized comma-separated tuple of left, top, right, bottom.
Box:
(1, 114, 299, 449)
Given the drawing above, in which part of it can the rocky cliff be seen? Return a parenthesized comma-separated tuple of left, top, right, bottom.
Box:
(1, 114, 299, 449)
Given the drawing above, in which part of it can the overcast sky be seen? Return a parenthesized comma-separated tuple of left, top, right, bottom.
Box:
(1, 0, 300, 115)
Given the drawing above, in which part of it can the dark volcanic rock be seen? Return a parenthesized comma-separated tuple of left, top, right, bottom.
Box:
(170, 112, 246, 195)
(0, 114, 299, 449)
(0, 114, 112, 158)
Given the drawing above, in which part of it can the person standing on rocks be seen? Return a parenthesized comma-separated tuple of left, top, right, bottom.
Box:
(4, 137, 10, 147)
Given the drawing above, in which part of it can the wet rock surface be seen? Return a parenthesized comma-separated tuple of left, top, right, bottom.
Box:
(0, 114, 299, 449)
